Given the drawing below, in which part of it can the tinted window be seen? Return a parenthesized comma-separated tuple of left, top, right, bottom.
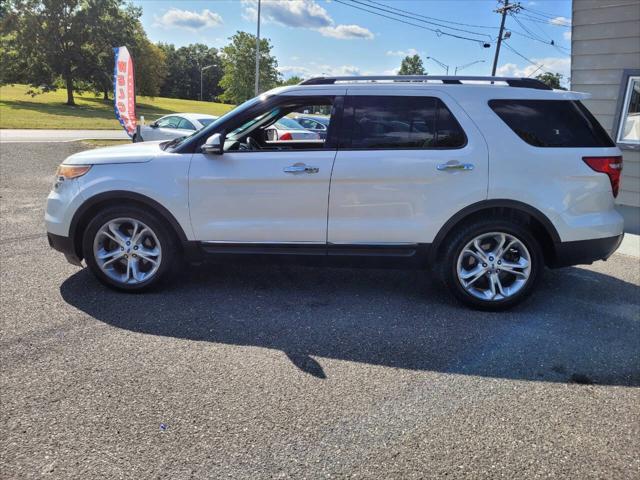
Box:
(345, 96, 466, 149)
(489, 100, 614, 147)
(198, 118, 216, 127)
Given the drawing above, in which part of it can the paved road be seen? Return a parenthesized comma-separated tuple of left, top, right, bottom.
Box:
(1, 142, 639, 479)
(0, 129, 128, 143)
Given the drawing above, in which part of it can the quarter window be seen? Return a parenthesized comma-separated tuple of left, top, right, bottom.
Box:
(344, 96, 466, 149)
(177, 118, 196, 130)
(489, 99, 614, 148)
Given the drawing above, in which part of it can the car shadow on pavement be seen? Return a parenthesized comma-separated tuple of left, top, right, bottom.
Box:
(60, 264, 640, 386)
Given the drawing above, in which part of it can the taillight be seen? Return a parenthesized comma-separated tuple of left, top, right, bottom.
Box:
(279, 132, 292, 140)
(582, 156, 623, 197)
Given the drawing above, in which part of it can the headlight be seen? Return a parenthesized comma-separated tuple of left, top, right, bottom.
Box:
(56, 165, 91, 180)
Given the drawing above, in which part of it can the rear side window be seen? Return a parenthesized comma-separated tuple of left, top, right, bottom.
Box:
(489, 99, 614, 147)
(343, 96, 466, 149)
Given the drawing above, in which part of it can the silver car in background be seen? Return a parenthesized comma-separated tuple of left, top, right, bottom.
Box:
(134, 113, 218, 142)
(264, 117, 320, 141)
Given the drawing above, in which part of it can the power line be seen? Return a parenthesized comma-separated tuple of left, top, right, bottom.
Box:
(502, 41, 544, 71)
(343, 0, 492, 40)
(521, 14, 571, 28)
(358, 0, 499, 30)
(520, 8, 571, 27)
(522, 5, 570, 21)
(333, 0, 491, 45)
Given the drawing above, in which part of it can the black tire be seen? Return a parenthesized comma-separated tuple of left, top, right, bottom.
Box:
(82, 205, 178, 292)
(438, 218, 543, 311)
(132, 134, 143, 143)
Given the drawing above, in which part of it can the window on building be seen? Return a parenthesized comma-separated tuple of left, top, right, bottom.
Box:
(616, 75, 640, 146)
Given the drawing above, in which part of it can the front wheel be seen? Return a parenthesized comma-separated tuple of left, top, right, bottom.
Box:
(439, 220, 543, 310)
(82, 206, 177, 292)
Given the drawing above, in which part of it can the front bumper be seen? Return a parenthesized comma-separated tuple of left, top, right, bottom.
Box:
(550, 234, 624, 268)
(47, 232, 82, 266)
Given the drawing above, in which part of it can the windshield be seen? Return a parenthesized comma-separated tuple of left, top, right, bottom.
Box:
(276, 117, 304, 130)
(167, 95, 267, 151)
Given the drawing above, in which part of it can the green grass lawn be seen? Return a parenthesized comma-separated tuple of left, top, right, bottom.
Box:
(0, 84, 234, 129)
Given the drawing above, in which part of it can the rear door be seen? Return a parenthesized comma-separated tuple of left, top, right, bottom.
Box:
(328, 89, 488, 245)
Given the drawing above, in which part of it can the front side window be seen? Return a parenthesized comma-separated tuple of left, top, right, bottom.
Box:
(489, 99, 614, 148)
(344, 96, 466, 149)
(157, 116, 180, 129)
(223, 96, 335, 152)
(616, 76, 640, 146)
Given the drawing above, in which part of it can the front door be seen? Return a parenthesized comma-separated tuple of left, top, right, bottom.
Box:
(188, 93, 341, 243)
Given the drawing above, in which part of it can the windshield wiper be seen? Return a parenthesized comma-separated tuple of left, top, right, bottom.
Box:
(161, 136, 186, 151)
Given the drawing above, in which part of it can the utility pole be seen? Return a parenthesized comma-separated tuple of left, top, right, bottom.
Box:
(254, 0, 261, 96)
(491, 0, 519, 76)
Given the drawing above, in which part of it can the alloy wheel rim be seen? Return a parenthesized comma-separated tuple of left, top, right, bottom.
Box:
(456, 231, 531, 301)
(93, 217, 162, 285)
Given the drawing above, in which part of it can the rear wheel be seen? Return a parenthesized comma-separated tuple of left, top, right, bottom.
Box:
(82, 206, 177, 292)
(439, 219, 543, 310)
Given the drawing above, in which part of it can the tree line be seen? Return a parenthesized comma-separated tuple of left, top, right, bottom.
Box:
(0, 0, 298, 105)
(396, 54, 566, 89)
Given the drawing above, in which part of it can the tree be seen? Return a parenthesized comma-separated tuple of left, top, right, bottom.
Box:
(131, 36, 167, 98)
(1, 0, 143, 105)
(158, 43, 222, 101)
(278, 76, 304, 87)
(398, 55, 425, 75)
(535, 72, 565, 90)
(219, 31, 280, 104)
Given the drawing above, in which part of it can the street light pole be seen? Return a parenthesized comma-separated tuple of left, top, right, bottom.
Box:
(425, 56, 450, 75)
(454, 60, 486, 75)
(200, 64, 216, 102)
(255, 0, 261, 96)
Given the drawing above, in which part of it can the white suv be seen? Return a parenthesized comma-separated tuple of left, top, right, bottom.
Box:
(46, 76, 624, 310)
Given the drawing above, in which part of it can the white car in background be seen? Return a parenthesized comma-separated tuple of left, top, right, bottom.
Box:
(264, 117, 321, 141)
(134, 113, 218, 142)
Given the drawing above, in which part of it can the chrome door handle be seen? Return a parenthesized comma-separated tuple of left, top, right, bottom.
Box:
(437, 162, 474, 171)
(283, 164, 319, 174)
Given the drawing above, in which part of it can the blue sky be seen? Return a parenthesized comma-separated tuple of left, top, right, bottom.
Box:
(135, 0, 572, 83)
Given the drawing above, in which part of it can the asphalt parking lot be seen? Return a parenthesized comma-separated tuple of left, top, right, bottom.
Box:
(1, 142, 639, 479)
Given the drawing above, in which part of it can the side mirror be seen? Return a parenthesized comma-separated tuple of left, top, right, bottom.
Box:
(150, 122, 159, 129)
(201, 133, 223, 155)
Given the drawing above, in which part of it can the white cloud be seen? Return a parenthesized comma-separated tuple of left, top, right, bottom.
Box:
(242, 0, 373, 40)
(243, 0, 332, 27)
(386, 49, 420, 57)
(496, 56, 571, 85)
(318, 24, 374, 39)
(279, 63, 362, 79)
(550, 16, 571, 26)
(155, 8, 223, 30)
(563, 30, 572, 40)
(383, 67, 401, 75)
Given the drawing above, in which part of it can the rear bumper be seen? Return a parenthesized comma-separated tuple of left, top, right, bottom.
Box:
(550, 234, 624, 268)
(47, 232, 82, 266)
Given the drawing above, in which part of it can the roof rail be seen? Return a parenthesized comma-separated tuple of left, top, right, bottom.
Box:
(299, 75, 552, 90)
